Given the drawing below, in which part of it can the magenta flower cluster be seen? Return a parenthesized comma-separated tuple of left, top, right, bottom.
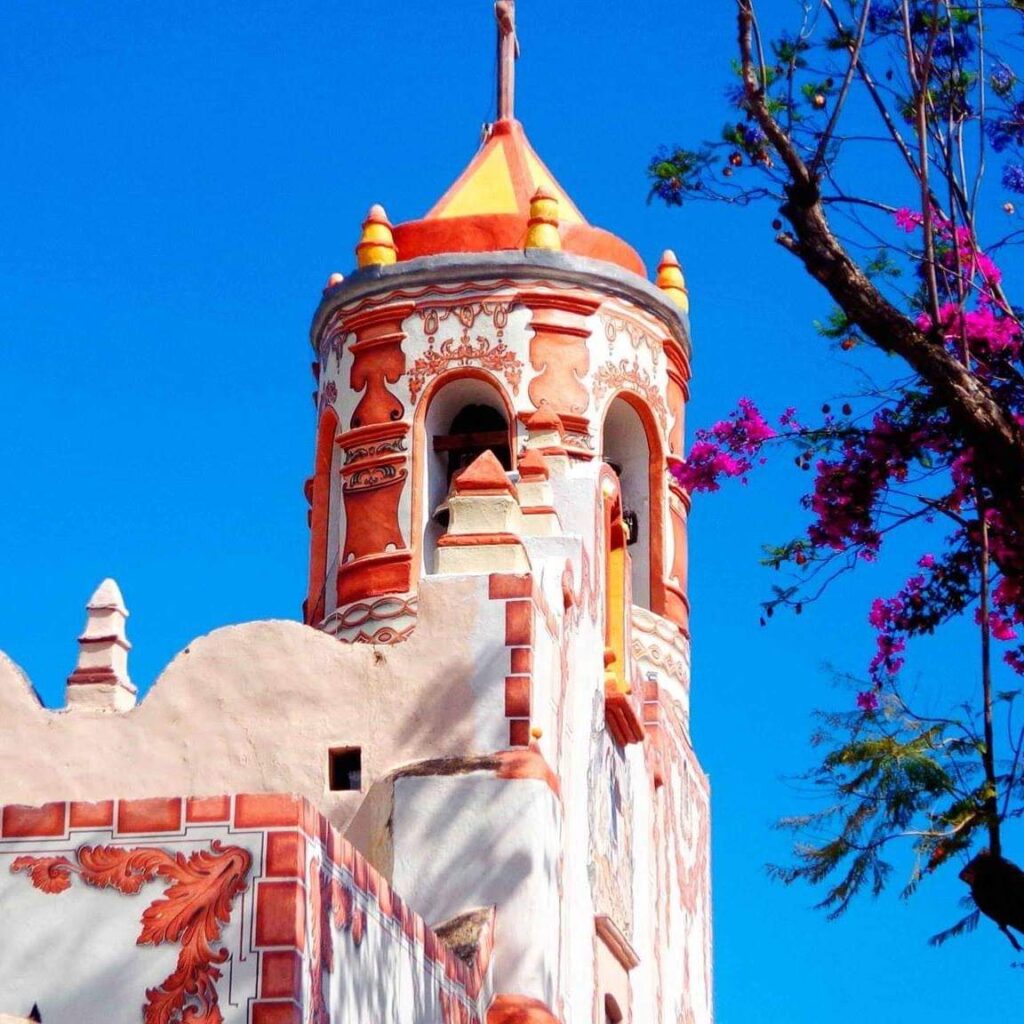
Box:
(675, 208, 1024, 712)
(671, 398, 776, 493)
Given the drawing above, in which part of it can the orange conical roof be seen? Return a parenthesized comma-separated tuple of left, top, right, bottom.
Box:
(392, 120, 644, 275)
(426, 119, 586, 225)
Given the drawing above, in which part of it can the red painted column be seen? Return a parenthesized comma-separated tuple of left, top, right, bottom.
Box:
(664, 337, 692, 634)
(333, 301, 416, 606)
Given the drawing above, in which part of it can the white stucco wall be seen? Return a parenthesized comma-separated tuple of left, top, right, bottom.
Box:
(0, 576, 508, 833)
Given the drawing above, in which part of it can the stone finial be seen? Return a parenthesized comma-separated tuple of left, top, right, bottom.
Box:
(452, 449, 517, 495)
(523, 407, 566, 453)
(356, 204, 398, 268)
(655, 249, 689, 313)
(525, 188, 561, 251)
(517, 449, 560, 537)
(517, 449, 549, 481)
(323, 272, 344, 294)
(436, 451, 530, 574)
(66, 578, 137, 712)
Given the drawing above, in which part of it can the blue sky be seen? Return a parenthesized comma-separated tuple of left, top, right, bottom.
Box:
(1, 0, 1019, 1018)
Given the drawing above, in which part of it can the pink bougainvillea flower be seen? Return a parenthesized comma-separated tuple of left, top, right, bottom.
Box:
(857, 690, 880, 712)
(990, 613, 1018, 642)
(895, 208, 924, 232)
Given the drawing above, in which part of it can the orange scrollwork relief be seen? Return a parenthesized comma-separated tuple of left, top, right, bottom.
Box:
(523, 291, 602, 425)
(11, 841, 252, 1024)
(592, 357, 669, 432)
(409, 301, 522, 403)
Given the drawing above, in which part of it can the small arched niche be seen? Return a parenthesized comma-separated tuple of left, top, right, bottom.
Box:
(604, 994, 624, 1024)
(601, 395, 662, 612)
(420, 374, 513, 575)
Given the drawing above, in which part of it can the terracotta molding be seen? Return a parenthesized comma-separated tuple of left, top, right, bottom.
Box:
(516, 449, 550, 480)
(666, 469, 692, 509)
(595, 915, 641, 971)
(525, 321, 591, 340)
(251, 1000, 302, 1024)
(116, 797, 183, 834)
(487, 573, 533, 599)
(338, 452, 407, 480)
(2, 802, 67, 839)
(437, 533, 524, 548)
(75, 633, 128, 647)
(337, 551, 413, 605)
(453, 450, 518, 496)
(517, 289, 604, 318)
(66, 668, 123, 686)
(185, 795, 231, 823)
(486, 994, 560, 1024)
(494, 750, 560, 797)
(337, 300, 417, 335)
(310, 252, 691, 362)
(328, 293, 414, 620)
(504, 675, 531, 717)
(336, 421, 411, 448)
(70, 800, 115, 828)
(347, 329, 406, 355)
(605, 683, 646, 746)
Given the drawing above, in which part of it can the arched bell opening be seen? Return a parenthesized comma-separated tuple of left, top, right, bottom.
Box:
(600, 393, 666, 615)
(305, 406, 340, 625)
(417, 371, 515, 576)
(600, 466, 630, 696)
(606, 511, 628, 692)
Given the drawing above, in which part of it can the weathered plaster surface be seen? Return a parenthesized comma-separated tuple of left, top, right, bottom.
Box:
(0, 576, 507, 833)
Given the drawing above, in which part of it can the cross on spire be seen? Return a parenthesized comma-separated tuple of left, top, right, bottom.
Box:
(495, 0, 519, 121)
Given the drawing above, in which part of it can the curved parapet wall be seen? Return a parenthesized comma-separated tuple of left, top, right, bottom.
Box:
(0, 577, 529, 830)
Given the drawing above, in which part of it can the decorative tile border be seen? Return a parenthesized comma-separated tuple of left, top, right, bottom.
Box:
(0, 793, 493, 1023)
(489, 573, 560, 748)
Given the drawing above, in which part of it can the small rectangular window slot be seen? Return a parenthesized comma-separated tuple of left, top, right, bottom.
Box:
(329, 747, 362, 791)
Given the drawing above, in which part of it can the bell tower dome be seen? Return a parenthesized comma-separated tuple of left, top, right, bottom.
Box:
(304, 2, 692, 648)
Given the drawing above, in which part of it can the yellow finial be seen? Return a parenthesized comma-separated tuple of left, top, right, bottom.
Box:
(525, 188, 561, 251)
(356, 204, 398, 268)
(656, 249, 689, 313)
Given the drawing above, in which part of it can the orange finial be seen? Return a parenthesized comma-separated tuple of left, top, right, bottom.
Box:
(656, 249, 689, 313)
(517, 448, 550, 480)
(525, 407, 565, 436)
(453, 450, 517, 495)
(525, 188, 561, 251)
(356, 204, 398, 268)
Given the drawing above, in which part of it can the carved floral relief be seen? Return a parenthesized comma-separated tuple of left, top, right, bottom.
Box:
(11, 841, 252, 1024)
(408, 302, 522, 403)
(592, 357, 669, 431)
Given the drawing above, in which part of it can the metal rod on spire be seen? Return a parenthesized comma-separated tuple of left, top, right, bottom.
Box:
(495, 0, 519, 121)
